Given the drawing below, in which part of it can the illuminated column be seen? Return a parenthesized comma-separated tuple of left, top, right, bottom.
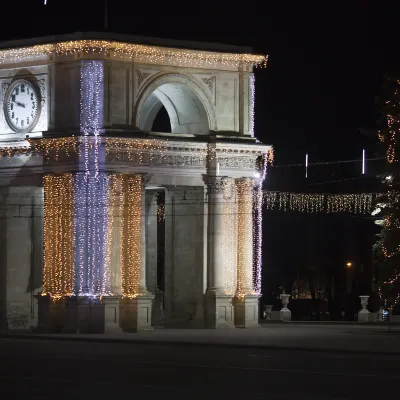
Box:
(234, 177, 260, 328)
(119, 174, 154, 332)
(139, 180, 148, 294)
(204, 176, 235, 328)
(235, 177, 254, 295)
(43, 174, 74, 298)
(109, 174, 123, 295)
(120, 174, 142, 297)
(39, 174, 75, 333)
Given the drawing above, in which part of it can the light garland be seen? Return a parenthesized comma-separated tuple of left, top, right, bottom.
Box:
(223, 179, 236, 295)
(42, 174, 74, 299)
(264, 191, 374, 214)
(235, 177, 254, 298)
(249, 74, 255, 137)
(83, 174, 110, 296)
(378, 285, 400, 311)
(0, 40, 267, 69)
(0, 138, 270, 174)
(252, 155, 268, 294)
(120, 174, 143, 298)
(384, 271, 400, 284)
(103, 174, 118, 296)
(73, 173, 87, 294)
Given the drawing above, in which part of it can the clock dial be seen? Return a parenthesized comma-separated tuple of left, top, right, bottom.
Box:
(5, 80, 40, 133)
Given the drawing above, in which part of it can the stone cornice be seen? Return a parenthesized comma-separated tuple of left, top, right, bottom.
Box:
(0, 39, 267, 69)
(0, 136, 271, 172)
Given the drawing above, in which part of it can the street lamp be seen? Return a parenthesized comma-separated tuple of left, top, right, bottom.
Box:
(346, 262, 352, 268)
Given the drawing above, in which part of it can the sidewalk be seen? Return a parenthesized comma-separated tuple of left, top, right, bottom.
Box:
(2, 322, 400, 355)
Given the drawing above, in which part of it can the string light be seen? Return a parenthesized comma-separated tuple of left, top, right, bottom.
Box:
(102, 174, 118, 296)
(0, 40, 267, 69)
(250, 74, 255, 137)
(42, 174, 74, 299)
(264, 191, 374, 214)
(73, 173, 87, 294)
(0, 137, 270, 174)
(236, 177, 254, 298)
(384, 271, 400, 285)
(223, 178, 236, 295)
(72, 60, 108, 297)
(120, 174, 142, 298)
(252, 154, 268, 294)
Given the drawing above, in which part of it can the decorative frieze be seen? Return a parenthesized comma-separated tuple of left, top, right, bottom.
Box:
(0, 137, 270, 172)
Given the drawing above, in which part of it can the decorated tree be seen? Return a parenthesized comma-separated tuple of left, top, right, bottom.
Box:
(373, 77, 400, 311)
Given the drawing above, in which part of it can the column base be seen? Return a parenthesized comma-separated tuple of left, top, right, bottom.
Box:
(120, 295, 155, 333)
(233, 295, 260, 328)
(102, 297, 122, 333)
(35, 295, 77, 333)
(204, 292, 234, 329)
(36, 295, 122, 334)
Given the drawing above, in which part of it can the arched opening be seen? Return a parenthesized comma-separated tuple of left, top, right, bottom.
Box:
(152, 105, 171, 133)
(139, 82, 210, 135)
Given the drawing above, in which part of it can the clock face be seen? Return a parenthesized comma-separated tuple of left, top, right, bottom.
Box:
(5, 79, 40, 133)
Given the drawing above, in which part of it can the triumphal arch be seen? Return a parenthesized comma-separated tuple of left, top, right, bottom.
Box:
(0, 32, 271, 333)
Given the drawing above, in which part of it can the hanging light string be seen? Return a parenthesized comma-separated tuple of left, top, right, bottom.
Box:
(263, 191, 376, 214)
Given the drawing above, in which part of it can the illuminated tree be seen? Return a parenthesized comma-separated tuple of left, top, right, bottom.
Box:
(373, 77, 400, 310)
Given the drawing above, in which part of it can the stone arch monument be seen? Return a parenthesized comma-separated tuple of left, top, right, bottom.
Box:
(0, 32, 271, 333)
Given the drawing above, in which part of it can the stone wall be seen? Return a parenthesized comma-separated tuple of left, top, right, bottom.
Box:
(164, 186, 205, 327)
(0, 186, 43, 332)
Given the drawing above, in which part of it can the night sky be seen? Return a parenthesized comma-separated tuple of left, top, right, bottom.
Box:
(3, 1, 400, 296)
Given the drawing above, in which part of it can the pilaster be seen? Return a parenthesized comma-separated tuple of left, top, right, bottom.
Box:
(120, 174, 149, 298)
(145, 191, 158, 293)
(204, 176, 235, 328)
(152, 288, 165, 328)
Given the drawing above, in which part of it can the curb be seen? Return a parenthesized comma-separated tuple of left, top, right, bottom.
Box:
(1, 333, 400, 357)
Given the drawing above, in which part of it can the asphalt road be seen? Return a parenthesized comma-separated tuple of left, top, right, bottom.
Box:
(1, 337, 399, 399)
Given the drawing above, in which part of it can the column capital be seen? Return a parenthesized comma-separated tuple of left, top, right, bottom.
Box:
(206, 176, 235, 195)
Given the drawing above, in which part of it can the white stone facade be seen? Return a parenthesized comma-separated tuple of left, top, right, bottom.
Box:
(0, 33, 271, 332)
